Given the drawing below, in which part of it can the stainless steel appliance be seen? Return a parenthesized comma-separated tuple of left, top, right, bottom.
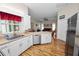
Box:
(73, 13, 79, 56)
(33, 35, 41, 44)
(65, 13, 79, 56)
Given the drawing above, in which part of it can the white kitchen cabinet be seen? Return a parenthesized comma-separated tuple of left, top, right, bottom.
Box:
(27, 35, 33, 48)
(18, 35, 33, 54)
(8, 43, 19, 56)
(0, 32, 52, 56)
(0, 35, 33, 56)
(0, 41, 19, 56)
(30, 35, 33, 46)
(41, 33, 52, 44)
(0, 46, 10, 56)
(19, 37, 29, 54)
(16, 35, 33, 55)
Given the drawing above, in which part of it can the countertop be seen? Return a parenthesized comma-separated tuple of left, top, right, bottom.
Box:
(0, 31, 52, 46)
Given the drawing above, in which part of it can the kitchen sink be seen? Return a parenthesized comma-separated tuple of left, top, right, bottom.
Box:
(4, 34, 24, 40)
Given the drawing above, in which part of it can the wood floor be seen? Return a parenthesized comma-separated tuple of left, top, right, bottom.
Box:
(20, 39, 65, 56)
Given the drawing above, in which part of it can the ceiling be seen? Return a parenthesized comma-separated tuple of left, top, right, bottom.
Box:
(0, 3, 67, 22)
(25, 3, 67, 22)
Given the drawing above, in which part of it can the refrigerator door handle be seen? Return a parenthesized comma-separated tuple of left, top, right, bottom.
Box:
(76, 35, 79, 38)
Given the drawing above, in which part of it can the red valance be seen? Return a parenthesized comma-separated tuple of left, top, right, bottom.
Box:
(0, 12, 22, 22)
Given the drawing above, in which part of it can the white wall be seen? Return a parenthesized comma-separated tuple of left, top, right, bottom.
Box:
(76, 13, 79, 35)
(0, 3, 28, 16)
(57, 4, 79, 42)
(20, 15, 31, 33)
(57, 19, 67, 41)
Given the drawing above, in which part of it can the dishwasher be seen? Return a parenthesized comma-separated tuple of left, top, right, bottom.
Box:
(33, 35, 41, 44)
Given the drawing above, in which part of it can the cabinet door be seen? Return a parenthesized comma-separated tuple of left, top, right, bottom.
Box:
(19, 37, 28, 54)
(1, 46, 10, 56)
(8, 43, 19, 56)
(41, 33, 52, 44)
(1, 42, 19, 56)
(18, 36, 33, 54)
(29, 35, 33, 46)
(27, 35, 33, 48)
(46, 33, 52, 43)
(1, 40, 21, 56)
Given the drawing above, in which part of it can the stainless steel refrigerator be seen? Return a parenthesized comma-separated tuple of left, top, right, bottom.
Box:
(73, 13, 79, 56)
(65, 13, 79, 56)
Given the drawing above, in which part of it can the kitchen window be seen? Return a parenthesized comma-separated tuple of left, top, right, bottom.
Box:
(0, 20, 20, 34)
(0, 12, 22, 34)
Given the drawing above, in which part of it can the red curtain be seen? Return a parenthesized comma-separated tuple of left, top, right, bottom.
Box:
(0, 12, 21, 22)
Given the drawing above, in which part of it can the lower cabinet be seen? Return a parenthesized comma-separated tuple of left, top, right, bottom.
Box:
(8, 43, 20, 56)
(19, 35, 33, 54)
(0, 33, 52, 56)
(1, 41, 20, 56)
(19, 37, 28, 54)
(0, 35, 33, 56)
(0, 46, 10, 56)
(27, 35, 33, 48)
(41, 33, 52, 44)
